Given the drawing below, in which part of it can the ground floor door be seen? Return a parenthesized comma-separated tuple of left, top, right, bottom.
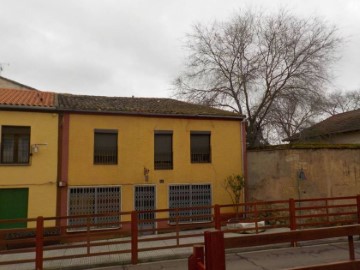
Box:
(0, 188, 28, 229)
(134, 185, 156, 234)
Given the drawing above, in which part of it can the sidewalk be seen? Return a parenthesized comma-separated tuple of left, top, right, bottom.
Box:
(95, 241, 360, 270)
(0, 228, 286, 270)
(0, 227, 353, 270)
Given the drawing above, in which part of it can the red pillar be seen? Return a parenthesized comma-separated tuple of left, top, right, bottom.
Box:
(35, 216, 44, 270)
(131, 211, 138, 264)
(204, 230, 226, 270)
(214, 205, 221, 230)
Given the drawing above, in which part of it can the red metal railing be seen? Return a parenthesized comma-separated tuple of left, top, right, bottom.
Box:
(0, 195, 360, 270)
(189, 225, 360, 270)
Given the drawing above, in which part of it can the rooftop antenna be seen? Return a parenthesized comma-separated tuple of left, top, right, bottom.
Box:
(0, 63, 10, 75)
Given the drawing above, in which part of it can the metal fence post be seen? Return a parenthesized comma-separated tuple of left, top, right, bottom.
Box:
(35, 216, 44, 270)
(204, 230, 226, 270)
(356, 195, 360, 224)
(289, 198, 297, 247)
(131, 211, 138, 264)
(188, 245, 204, 270)
(214, 204, 221, 230)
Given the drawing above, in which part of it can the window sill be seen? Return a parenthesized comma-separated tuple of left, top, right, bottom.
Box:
(168, 220, 212, 226)
(93, 163, 118, 165)
(0, 163, 30, 166)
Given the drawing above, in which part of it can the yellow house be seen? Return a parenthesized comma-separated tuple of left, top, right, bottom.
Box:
(0, 88, 58, 229)
(57, 93, 246, 229)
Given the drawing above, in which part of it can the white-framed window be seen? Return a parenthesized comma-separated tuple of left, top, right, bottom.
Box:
(169, 184, 211, 223)
(0, 126, 30, 164)
(68, 186, 121, 230)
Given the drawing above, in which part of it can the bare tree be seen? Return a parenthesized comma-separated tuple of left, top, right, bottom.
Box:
(321, 90, 360, 116)
(265, 90, 326, 143)
(174, 9, 341, 146)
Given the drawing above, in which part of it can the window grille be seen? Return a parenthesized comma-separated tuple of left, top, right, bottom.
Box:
(68, 186, 121, 230)
(169, 184, 211, 223)
(135, 186, 156, 233)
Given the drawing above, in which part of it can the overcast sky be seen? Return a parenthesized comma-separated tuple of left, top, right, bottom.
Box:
(0, 0, 359, 97)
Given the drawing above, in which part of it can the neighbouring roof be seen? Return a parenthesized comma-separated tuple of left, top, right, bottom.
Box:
(286, 109, 360, 141)
(0, 76, 37, 90)
(0, 88, 55, 108)
(57, 93, 243, 119)
(0, 88, 243, 119)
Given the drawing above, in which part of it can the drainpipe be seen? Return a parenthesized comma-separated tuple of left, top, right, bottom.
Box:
(241, 120, 249, 203)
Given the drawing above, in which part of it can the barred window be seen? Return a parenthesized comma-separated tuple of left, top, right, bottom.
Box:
(94, 130, 118, 164)
(68, 186, 121, 230)
(154, 131, 173, 170)
(169, 184, 211, 223)
(1, 126, 30, 164)
(191, 132, 211, 163)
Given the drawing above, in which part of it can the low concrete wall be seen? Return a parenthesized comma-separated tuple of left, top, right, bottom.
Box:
(248, 145, 360, 201)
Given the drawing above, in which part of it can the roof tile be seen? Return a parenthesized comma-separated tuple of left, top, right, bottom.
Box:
(57, 93, 240, 118)
(0, 88, 55, 107)
(288, 109, 360, 141)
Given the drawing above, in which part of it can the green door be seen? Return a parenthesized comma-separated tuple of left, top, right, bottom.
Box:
(0, 188, 29, 229)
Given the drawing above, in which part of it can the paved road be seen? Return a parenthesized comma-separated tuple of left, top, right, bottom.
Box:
(94, 241, 359, 270)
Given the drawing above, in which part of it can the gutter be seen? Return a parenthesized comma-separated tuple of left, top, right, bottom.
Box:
(55, 108, 245, 121)
(0, 105, 245, 121)
(0, 105, 56, 112)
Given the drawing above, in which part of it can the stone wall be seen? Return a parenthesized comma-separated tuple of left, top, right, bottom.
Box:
(248, 145, 360, 201)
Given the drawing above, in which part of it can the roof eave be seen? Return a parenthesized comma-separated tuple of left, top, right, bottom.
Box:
(57, 108, 245, 120)
(285, 128, 360, 142)
(0, 105, 56, 112)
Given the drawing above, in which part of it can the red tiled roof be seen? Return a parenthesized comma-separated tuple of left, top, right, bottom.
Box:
(0, 88, 55, 107)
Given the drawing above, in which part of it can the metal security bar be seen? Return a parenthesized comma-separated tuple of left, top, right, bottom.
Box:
(191, 151, 211, 163)
(135, 186, 156, 234)
(154, 152, 173, 170)
(191, 184, 212, 222)
(68, 186, 121, 230)
(169, 184, 211, 223)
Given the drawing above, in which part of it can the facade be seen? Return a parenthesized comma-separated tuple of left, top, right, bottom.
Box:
(0, 88, 246, 229)
(286, 109, 360, 144)
(0, 89, 57, 228)
(0, 76, 36, 90)
(57, 94, 246, 228)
